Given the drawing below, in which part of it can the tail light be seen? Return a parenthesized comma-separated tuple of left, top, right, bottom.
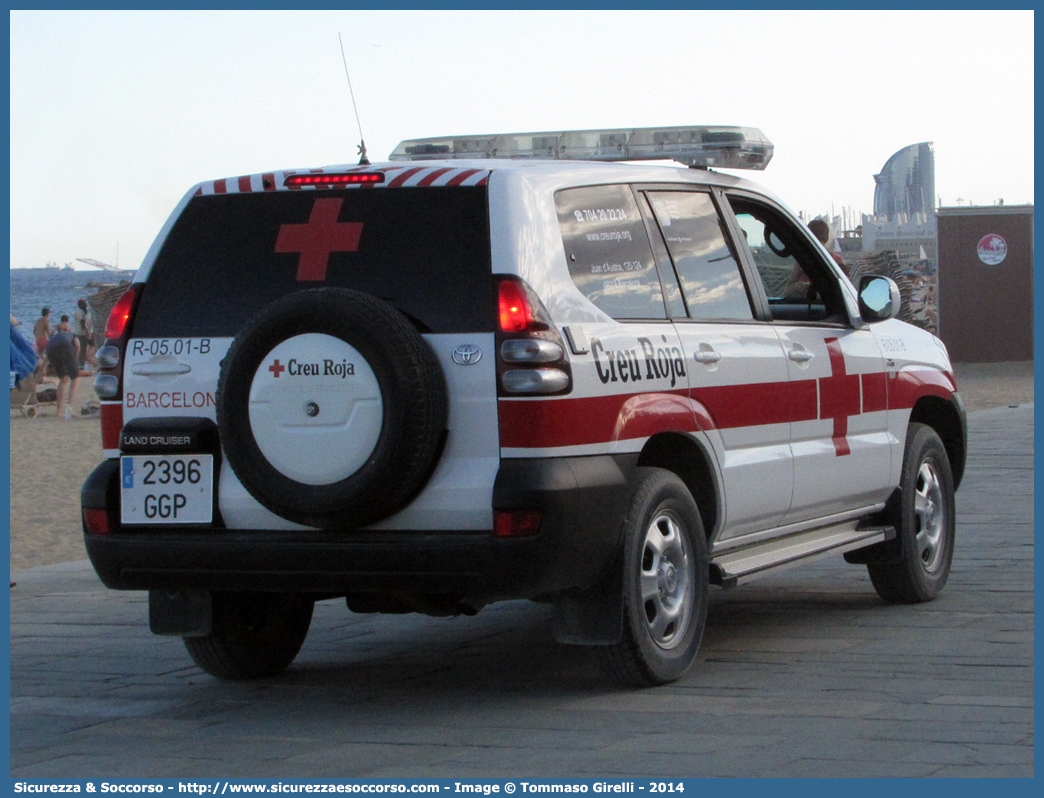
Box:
(493, 510, 543, 538)
(498, 279, 540, 332)
(82, 507, 112, 536)
(105, 285, 139, 339)
(495, 276, 571, 396)
(284, 172, 385, 187)
(94, 283, 143, 402)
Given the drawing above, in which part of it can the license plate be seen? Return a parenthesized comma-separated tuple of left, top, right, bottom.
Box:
(120, 454, 214, 524)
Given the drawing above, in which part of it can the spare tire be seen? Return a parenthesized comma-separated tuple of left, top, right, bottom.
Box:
(217, 288, 448, 529)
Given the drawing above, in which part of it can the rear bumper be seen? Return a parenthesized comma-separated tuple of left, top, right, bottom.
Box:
(82, 454, 633, 601)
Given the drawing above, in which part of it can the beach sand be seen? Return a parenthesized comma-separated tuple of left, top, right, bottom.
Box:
(8, 361, 1034, 573)
(9, 380, 107, 571)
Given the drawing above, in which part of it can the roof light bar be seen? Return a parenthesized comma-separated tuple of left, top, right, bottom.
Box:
(284, 172, 384, 186)
(390, 126, 773, 170)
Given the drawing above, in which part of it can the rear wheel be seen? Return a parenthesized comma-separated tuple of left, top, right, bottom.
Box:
(598, 468, 709, 687)
(183, 592, 314, 680)
(868, 423, 955, 603)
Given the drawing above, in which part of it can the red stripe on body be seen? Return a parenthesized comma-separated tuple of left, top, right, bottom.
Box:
(213, 179, 227, 194)
(387, 167, 424, 187)
(689, 380, 792, 429)
(890, 368, 956, 409)
(498, 390, 697, 449)
(789, 377, 819, 423)
(238, 175, 252, 193)
(417, 168, 453, 186)
(498, 380, 793, 450)
(446, 169, 483, 186)
(862, 372, 888, 413)
(497, 364, 953, 452)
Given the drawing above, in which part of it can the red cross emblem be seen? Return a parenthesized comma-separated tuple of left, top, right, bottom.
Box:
(818, 337, 861, 456)
(275, 198, 363, 281)
(269, 359, 286, 378)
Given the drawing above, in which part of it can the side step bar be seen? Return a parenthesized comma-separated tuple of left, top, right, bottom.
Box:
(710, 520, 895, 589)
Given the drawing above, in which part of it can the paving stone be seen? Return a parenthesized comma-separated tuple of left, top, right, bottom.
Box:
(9, 405, 1034, 778)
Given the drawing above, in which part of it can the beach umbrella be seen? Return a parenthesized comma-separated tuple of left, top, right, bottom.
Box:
(9, 321, 38, 384)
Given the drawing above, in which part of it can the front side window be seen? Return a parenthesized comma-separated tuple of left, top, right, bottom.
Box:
(556, 185, 666, 320)
(646, 191, 753, 321)
(727, 196, 846, 323)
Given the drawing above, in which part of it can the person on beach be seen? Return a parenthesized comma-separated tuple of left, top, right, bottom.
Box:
(32, 308, 52, 379)
(73, 298, 95, 370)
(45, 325, 80, 420)
(32, 308, 51, 352)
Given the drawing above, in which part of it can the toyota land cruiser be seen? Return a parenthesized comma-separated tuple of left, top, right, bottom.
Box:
(82, 125, 966, 686)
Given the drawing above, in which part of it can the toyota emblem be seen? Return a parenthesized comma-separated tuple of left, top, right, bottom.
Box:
(452, 344, 482, 366)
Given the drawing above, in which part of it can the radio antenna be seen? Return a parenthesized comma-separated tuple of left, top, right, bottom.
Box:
(338, 33, 369, 165)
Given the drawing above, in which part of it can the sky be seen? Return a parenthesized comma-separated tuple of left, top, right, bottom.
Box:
(9, 9, 1035, 271)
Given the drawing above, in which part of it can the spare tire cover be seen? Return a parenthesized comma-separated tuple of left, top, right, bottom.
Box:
(217, 288, 448, 529)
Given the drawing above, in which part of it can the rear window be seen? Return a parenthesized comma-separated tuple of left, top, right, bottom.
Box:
(133, 187, 493, 337)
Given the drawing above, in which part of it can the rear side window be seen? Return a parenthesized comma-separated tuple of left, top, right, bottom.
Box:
(555, 185, 667, 320)
(133, 187, 493, 337)
(645, 191, 753, 321)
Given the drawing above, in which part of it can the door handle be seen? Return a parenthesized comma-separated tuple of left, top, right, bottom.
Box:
(787, 348, 814, 363)
(130, 362, 192, 376)
(694, 349, 722, 364)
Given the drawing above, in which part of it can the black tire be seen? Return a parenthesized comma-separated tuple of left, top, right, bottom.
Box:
(868, 423, 955, 603)
(598, 467, 709, 687)
(183, 592, 314, 680)
(217, 288, 447, 529)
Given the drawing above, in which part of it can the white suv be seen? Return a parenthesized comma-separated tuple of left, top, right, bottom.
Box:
(82, 126, 966, 686)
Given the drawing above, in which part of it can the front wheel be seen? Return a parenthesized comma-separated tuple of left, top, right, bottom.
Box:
(868, 423, 955, 603)
(183, 592, 314, 680)
(598, 468, 709, 687)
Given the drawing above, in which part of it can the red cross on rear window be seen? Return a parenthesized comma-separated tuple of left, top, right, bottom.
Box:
(275, 198, 363, 281)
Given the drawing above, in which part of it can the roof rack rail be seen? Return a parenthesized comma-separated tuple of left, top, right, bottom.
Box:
(390, 125, 773, 170)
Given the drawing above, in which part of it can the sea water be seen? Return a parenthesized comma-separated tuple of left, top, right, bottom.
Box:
(8, 268, 135, 346)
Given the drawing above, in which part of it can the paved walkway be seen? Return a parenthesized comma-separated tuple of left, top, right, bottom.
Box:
(10, 405, 1034, 778)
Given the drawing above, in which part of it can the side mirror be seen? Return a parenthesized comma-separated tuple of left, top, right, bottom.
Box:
(858, 275, 901, 323)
